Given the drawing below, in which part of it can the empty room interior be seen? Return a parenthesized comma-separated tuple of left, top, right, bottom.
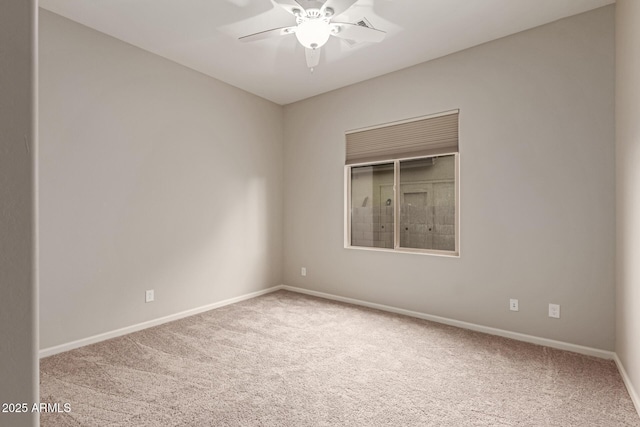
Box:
(2, 0, 640, 425)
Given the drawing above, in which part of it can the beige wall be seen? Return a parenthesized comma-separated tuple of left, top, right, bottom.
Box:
(0, 1, 39, 426)
(616, 0, 640, 410)
(283, 7, 615, 350)
(38, 10, 284, 349)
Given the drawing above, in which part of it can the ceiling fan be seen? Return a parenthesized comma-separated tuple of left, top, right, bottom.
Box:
(239, 0, 386, 70)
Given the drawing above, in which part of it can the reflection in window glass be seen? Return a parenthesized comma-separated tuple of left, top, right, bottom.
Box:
(350, 163, 394, 248)
(399, 155, 455, 251)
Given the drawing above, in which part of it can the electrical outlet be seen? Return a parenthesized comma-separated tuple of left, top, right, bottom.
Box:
(145, 289, 154, 303)
(301, 267, 307, 277)
(509, 299, 519, 312)
(548, 303, 560, 318)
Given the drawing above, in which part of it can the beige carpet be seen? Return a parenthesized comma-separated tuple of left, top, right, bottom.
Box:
(40, 290, 639, 426)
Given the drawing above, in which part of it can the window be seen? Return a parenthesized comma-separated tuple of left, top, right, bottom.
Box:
(345, 111, 459, 256)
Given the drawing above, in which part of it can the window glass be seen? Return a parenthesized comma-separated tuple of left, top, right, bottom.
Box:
(350, 163, 394, 248)
(399, 155, 456, 251)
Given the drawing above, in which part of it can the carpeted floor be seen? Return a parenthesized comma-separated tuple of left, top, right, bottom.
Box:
(40, 290, 639, 426)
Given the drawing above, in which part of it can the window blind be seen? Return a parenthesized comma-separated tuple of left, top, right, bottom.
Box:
(345, 110, 459, 165)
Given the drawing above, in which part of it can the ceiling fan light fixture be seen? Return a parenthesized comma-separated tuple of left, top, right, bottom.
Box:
(239, 0, 387, 69)
(295, 18, 331, 49)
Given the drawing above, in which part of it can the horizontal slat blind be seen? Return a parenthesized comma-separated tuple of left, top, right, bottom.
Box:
(346, 111, 458, 165)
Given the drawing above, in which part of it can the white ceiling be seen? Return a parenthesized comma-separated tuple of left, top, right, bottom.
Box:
(39, 0, 614, 105)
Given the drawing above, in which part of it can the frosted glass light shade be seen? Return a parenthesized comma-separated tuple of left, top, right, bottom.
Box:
(295, 19, 330, 49)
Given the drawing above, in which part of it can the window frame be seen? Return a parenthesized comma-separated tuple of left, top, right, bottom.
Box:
(344, 152, 460, 257)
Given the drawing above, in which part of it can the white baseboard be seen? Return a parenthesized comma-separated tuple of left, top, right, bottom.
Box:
(614, 353, 640, 415)
(40, 283, 612, 360)
(280, 285, 615, 360)
(39, 285, 284, 358)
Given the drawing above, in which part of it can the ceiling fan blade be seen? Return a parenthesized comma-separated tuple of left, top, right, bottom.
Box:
(321, 0, 358, 17)
(331, 23, 386, 43)
(272, 0, 305, 15)
(305, 47, 321, 69)
(239, 26, 296, 42)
